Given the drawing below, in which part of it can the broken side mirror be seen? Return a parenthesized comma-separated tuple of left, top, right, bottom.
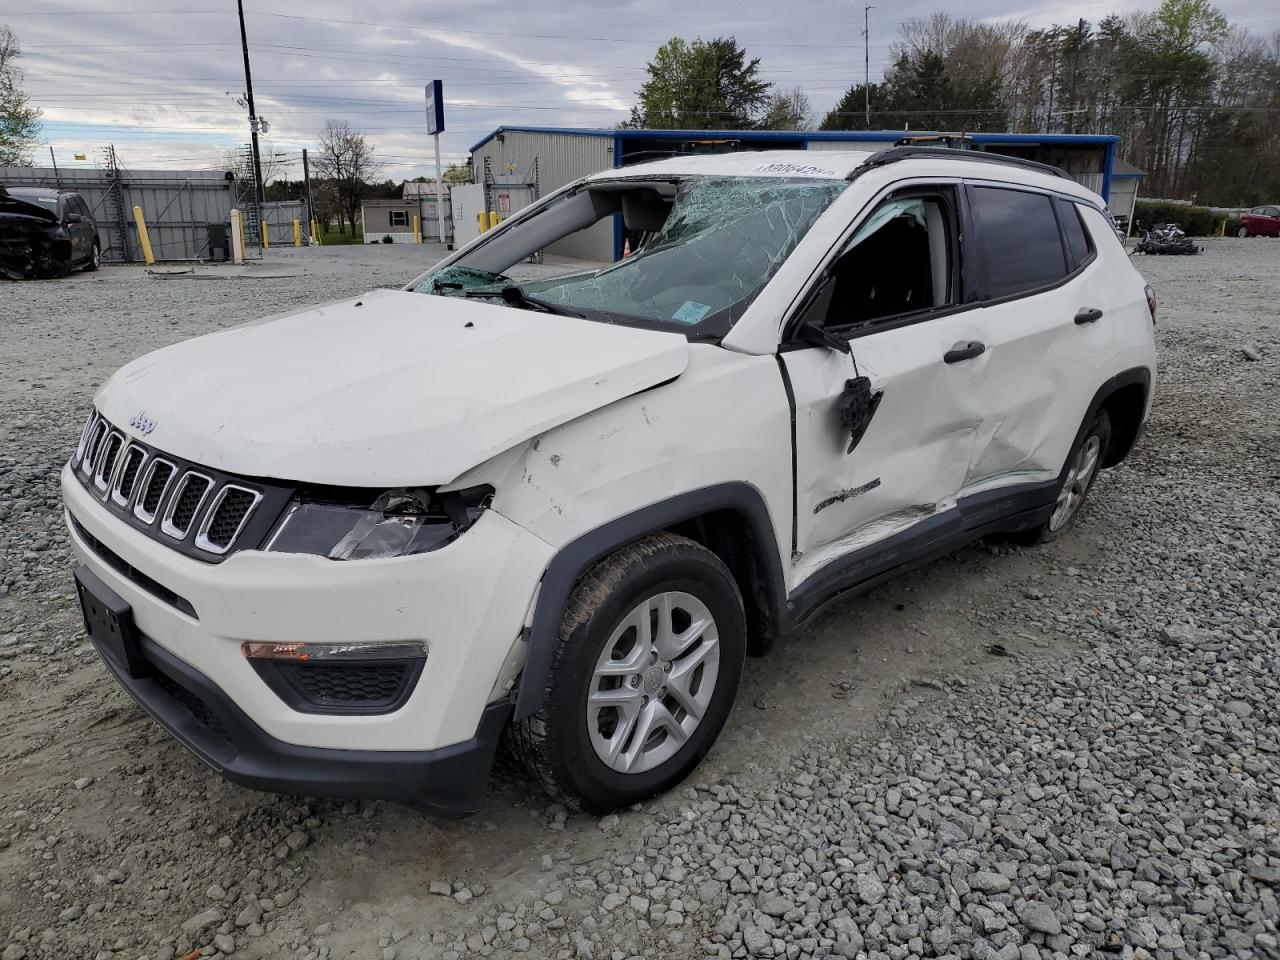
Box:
(793, 275, 850, 354)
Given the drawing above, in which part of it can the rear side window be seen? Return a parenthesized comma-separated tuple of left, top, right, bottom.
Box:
(1056, 199, 1093, 270)
(971, 187, 1067, 299)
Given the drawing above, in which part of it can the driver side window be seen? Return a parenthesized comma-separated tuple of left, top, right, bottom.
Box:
(820, 189, 957, 333)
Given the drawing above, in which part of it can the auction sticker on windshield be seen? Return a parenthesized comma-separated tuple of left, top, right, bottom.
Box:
(749, 161, 838, 178)
(672, 301, 712, 324)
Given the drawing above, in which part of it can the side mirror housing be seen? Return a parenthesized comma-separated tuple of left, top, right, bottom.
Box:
(792, 274, 849, 353)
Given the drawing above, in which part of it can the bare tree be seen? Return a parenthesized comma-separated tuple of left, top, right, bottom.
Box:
(0, 25, 41, 166)
(314, 120, 382, 235)
(761, 86, 814, 130)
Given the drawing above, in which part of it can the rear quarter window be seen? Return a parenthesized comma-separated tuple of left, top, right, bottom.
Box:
(1056, 198, 1094, 271)
(971, 186, 1068, 299)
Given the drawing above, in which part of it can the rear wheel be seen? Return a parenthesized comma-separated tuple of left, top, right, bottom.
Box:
(1014, 410, 1112, 545)
(1237, 226, 1250, 238)
(506, 533, 746, 812)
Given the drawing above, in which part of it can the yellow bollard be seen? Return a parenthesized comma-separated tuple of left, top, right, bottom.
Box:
(238, 214, 245, 255)
(132, 205, 155, 265)
(478, 211, 488, 233)
(261, 219, 269, 249)
(311, 219, 320, 245)
(413, 214, 421, 244)
(489, 209, 499, 229)
(293, 219, 301, 247)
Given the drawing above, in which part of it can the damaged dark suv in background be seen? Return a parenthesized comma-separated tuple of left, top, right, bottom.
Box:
(0, 187, 100, 280)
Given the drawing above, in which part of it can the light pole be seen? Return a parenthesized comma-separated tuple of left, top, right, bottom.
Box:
(864, 4, 874, 129)
(236, 0, 265, 243)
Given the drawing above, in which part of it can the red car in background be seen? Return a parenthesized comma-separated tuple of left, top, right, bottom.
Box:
(1239, 205, 1280, 237)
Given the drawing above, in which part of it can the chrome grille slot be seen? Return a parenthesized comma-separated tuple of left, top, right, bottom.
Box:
(195, 485, 262, 555)
(160, 472, 213, 540)
(111, 445, 148, 507)
(134, 459, 176, 524)
(80, 420, 108, 478)
(74, 410, 100, 468)
(93, 431, 125, 493)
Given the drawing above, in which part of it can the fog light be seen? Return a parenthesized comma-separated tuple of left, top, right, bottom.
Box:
(243, 641, 428, 715)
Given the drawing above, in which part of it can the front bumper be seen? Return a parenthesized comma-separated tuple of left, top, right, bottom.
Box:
(86, 569, 509, 815)
(62, 463, 554, 757)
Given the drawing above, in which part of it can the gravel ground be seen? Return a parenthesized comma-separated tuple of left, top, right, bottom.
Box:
(1, 239, 1277, 960)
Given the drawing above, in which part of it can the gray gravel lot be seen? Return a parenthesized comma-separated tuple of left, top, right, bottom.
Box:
(0, 240, 1277, 960)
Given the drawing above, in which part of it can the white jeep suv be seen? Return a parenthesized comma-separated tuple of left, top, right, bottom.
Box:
(63, 148, 1157, 815)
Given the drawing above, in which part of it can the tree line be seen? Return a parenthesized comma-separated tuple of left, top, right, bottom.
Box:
(627, 0, 1279, 205)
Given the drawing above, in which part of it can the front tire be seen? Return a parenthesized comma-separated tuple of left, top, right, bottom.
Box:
(84, 242, 100, 272)
(1237, 226, 1249, 238)
(507, 533, 746, 813)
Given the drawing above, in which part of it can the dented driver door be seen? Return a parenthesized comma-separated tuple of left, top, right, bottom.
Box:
(779, 181, 988, 592)
(782, 312, 987, 591)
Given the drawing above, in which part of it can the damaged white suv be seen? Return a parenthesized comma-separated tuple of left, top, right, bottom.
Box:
(63, 148, 1156, 815)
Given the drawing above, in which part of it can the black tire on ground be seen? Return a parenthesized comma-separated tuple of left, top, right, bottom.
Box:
(1237, 227, 1249, 238)
(1013, 409, 1112, 546)
(83, 242, 100, 272)
(506, 532, 746, 813)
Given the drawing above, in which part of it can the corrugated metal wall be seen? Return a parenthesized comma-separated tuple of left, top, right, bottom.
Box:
(1, 166, 237, 262)
(472, 131, 615, 261)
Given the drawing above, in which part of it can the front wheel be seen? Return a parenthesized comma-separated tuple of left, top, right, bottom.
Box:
(84, 242, 100, 272)
(1237, 226, 1249, 238)
(506, 533, 746, 812)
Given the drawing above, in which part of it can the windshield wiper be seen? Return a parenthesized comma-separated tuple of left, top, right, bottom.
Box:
(465, 285, 583, 318)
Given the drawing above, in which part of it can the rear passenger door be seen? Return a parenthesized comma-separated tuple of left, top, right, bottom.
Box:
(960, 184, 1113, 495)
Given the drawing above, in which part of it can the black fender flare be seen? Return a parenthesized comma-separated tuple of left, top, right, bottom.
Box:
(513, 482, 786, 722)
(1070, 365, 1152, 474)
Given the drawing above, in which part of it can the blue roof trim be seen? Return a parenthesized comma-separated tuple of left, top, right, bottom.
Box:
(469, 125, 1121, 153)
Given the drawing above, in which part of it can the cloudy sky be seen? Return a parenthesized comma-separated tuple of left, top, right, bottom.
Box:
(7, 0, 1278, 181)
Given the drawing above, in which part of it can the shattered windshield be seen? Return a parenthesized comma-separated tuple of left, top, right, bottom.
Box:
(412, 176, 847, 338)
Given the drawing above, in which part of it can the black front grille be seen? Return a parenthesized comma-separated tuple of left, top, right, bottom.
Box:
(206, 489, 256, 549)
(141, 462, 174, 515)
(152, 670, 232, 745)
(72, 410, 289, 563)
(68, 514, 198, 618)
(169, 476, 211, 533)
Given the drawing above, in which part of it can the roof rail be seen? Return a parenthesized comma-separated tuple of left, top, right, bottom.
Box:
(853, 145, 1070, 181)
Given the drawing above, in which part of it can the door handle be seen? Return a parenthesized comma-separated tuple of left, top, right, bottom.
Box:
(1074, 307, 1104, 325)
(944, 340, 986, 364)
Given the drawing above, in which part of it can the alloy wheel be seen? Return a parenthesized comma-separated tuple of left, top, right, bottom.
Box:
(586, 591, 720, 774)
(1048, 434, 1102, 532)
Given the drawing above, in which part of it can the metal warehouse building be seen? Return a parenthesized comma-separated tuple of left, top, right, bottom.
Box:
(469, 126, 1121, 260)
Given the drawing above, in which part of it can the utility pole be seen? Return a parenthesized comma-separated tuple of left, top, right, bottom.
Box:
(49, 146, 62, 188)
(236, 0, 265, 244)
(863, 4, 874, 129)
(302, 147, 315, 239)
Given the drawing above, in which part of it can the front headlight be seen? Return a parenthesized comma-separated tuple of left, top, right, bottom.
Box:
(265, 485, 492, 560)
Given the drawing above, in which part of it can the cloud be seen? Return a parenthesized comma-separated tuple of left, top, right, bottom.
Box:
(7, 0, 1274, 177)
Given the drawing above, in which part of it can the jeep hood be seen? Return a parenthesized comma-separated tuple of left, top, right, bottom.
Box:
(96, 288, 689, 486)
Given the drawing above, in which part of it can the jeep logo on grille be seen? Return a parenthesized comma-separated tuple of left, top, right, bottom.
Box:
(128, 411, 157, 435)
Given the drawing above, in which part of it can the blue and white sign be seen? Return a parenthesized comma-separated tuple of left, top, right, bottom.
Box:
(425, 80, 445, 135)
